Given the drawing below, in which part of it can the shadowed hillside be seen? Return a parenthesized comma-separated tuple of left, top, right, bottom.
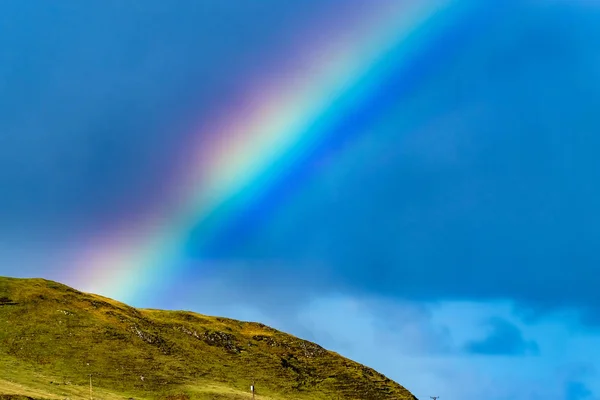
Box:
(0, 277, 417, 400)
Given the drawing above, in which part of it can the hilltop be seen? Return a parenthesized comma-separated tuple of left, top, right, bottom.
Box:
(0, 277, 417, 400)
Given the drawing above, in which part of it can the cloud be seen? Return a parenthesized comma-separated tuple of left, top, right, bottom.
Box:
(0, 0, 361, 239)
(285, 301, 600, 400)
(169, 292, 600, 400)
(2, 0, 600, 323)
(463, 318, 539, 356)
(3, 2, 600, 399)
(183, 0, 600, 322)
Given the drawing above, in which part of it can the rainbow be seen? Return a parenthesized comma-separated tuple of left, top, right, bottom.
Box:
(71, 0, 474, 304)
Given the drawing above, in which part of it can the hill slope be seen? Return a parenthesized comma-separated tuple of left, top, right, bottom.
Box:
(0, 277, 417, 400)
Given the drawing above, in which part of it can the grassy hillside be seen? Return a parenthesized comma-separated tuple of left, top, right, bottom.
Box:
(0, 277, 417, 400)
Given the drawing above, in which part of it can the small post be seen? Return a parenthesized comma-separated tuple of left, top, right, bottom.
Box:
(251, 380, 255, 400)
(89, 374, 93, 400)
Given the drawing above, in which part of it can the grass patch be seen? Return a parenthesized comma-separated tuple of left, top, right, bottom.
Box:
(0, 277, 417, 400)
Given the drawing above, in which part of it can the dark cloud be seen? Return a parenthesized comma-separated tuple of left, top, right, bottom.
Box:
(463, 318, 539, 356)
(2, 0, 600, 325)
(0, 0, 365, 238)
(188, 1, 600, 319)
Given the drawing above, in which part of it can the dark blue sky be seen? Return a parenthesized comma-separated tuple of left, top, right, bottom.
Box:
(2, 1, 600, 399)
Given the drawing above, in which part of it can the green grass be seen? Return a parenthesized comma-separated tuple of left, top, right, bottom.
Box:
(0, 277, 417, 400)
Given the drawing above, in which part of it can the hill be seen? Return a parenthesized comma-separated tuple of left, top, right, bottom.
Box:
(0, 277, 417, 400)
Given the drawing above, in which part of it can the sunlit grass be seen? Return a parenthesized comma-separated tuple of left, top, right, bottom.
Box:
(0, 277, 416, 400)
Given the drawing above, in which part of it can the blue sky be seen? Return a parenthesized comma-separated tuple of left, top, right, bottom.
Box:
(2, 1, 600, 399)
